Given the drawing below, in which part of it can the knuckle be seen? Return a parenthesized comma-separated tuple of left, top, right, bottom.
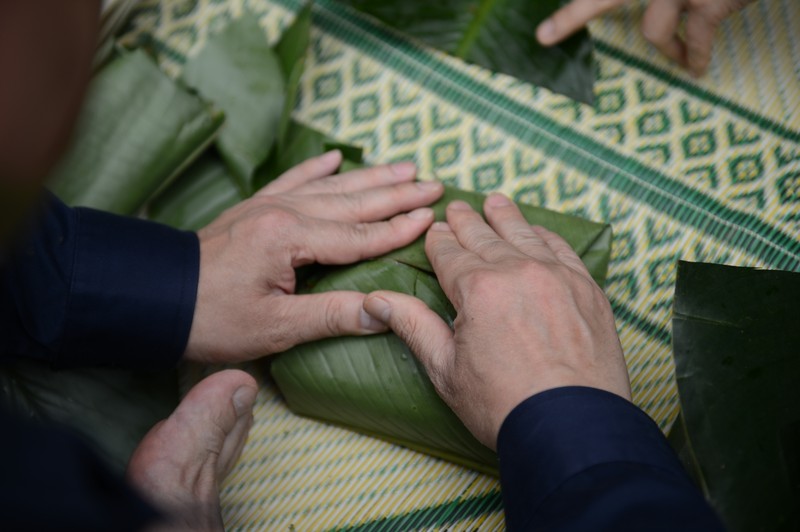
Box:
(255, 206, 300, 233)
(322, 297, 346, 336)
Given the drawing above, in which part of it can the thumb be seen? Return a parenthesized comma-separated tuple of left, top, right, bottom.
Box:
(270, 291, 389, 351)
(363, 291, 455, 381)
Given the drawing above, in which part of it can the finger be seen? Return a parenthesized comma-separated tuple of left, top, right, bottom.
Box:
(642, 0, 688, 66)
(363, 291, 456, 385)
(483, 194, 559, 263)
(269, 291, 389, 351)
(531, 226, 594, 281)
(292, 180, 444, 223)
(684, 11, 717, 77)
(292, 209, 436, 266)
(255, 150, 342, 196)
(445, 200, 522, 262)
(537, 0, 626, 46)
(290, 161, 418, 196)
(424, 221, 484, 302)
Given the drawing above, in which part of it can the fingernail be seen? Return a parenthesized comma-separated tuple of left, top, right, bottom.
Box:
(232, 386, 257, 418)
(320, 149, 341, 165)
(448, 200, 471, 211)
(416, 180, 441, 191)
(486, 193, 511, 207)
(407, 207, 433, 220)
(537, 19, 555, 44)
(430, 221, 451, 232)
(364, 296, 392, 323)
(360, 307, 387, 332)
(390, 161, 416, 179)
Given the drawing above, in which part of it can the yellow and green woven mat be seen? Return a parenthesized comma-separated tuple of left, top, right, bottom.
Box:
(125, 0, 800, 529)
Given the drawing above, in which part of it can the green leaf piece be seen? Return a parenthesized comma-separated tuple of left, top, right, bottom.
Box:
(272, 193, 612, 473)
(337, 0, 595, 104)
(384, 186, 611, 285)
(672, 261, 800, 531)
(0, 360, 178, 474)
(255, 120, 361, 189)
(183, 15, 286, 194)
(148, 152, 244, 231)
(272, 259, 499, 474)
(275, 2, 314, 146)
(48, 50, 223, 215)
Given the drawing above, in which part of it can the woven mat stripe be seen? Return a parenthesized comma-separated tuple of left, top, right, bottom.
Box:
(594, 40, 800, 144)
(333, 491, 503, 532)
(275, 0, 800, 271)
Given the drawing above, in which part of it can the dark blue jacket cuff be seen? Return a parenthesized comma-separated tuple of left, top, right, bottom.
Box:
(60, 206, 199, 368)
(2, 194, 199, 369)
(497, 387, 708, 530)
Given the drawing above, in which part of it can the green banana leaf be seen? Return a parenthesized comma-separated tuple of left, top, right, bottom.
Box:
(275, 3, 313, 147)
(183, 15, 287, 195)
(384, 185, 611, 285)
(671, 261, 800, 531)
(48, 50, 224, 215)
(272, 194, 612, 474)
(147, 152, 244, 231)
(0, 360, 178, 474)
(337, 0, 595, 104)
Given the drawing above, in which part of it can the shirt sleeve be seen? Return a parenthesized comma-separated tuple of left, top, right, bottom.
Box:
(497, 386, 725, 531)
(0, 192, 199, 369)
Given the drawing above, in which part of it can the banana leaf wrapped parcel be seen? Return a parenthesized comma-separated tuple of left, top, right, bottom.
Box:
(272, 187, 612, 474)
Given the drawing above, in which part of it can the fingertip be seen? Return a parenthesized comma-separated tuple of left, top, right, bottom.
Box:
(390, 161, 417, 180)
(363, 293, 392, 323)
(319, 149, 343, 167)
(485, 193, 512, 209)
(359, 307, 388, 333)
(536, 19, 557, 45)
(447, 200, 472, 211)
(429, 221, 451, 232)
(407, 207, 435, 221)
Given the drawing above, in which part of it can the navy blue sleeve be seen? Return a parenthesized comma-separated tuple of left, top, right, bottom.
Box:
(0, 192, 199, 369)
(497, 386, 724, 531)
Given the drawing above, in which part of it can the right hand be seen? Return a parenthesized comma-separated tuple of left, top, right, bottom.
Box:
(536, 0, 754, 77)
(363, 194, 631, 449)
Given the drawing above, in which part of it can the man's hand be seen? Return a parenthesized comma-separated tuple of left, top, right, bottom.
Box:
(184, 150, 443, 364)
(536, 0, 754, 77)
(362, 194, 631, 449)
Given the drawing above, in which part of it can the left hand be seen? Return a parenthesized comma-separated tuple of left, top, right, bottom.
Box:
(184, 150, 443, 364)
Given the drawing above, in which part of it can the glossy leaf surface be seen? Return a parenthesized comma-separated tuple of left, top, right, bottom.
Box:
(275, 3, 313, 146)
(272, 259, 499, 473)
(384, 186, 611, 285)
(338, 0, 595, 103)
(672, 261, 800, 531)
(183, 15, 286, 194)
(148, 152, 244, 231)
(272, 194, 612, 473)
(49, 50, 223, 214)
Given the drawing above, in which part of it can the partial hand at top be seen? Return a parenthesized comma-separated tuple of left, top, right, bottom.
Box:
(536, 0, 754, 77)
(184, 151, 444, 364)
(363, 194, 631, 449)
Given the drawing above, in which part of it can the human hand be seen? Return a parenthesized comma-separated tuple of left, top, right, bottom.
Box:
(362, 195, 631, 449)
(536, 0, 754, 77)
(184, 150, 444, 364)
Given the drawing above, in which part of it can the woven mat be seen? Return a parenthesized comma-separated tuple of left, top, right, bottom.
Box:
(125, 1, 800, 529)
